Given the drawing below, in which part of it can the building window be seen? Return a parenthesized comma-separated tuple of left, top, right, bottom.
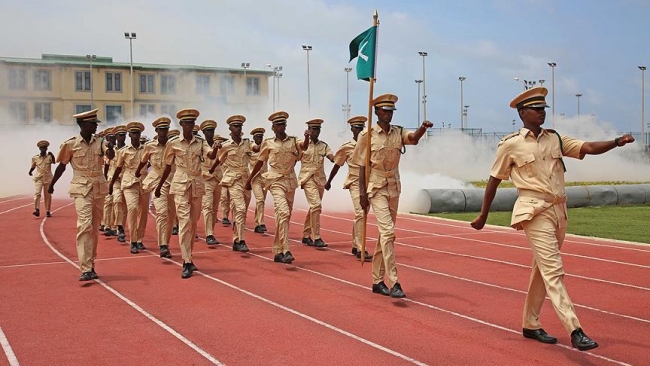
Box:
(9, 70, 26, 90)
(139, 104, 156, 116)
(9, 102, 28, 121)
(106, 72, 122, 92)
(196, 75, 210, 95)
(75, 104, 92, 114)
(220, 75, 234, 96)
(34, 70, 51, 91)
(105, 105, 123, 123)
(75, 71, 91, 91)
(139, 74, 155, 93)
(246, 77, 260, 96)
(34, 102, 52, 122)
(161, 75, 176, 95)
(161, 104, 176, 118)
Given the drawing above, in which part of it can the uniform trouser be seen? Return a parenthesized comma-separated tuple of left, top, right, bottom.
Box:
(123, 183, 149, 243)
(348, 181, 364, 251)
(370, 186, 400, 287)
(74, 191, 103, 273)
(520, 206, 582, 334)
(175, 188, 202, 264)
(202, 178, 220, 236)
(34, 178, 52, 211)
(302, 178, 325, 239)
(152, 182, 175, 247)
(268, 179, 295, 254)
(112, 181, 126, 228)
(220, 186, 230, 220)
(225, 179, 250, 242)
(102, 193, 114, 228)
(251, 175, 267, 226)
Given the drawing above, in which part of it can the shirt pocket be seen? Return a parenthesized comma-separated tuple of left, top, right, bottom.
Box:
(514, 154, 536, 178)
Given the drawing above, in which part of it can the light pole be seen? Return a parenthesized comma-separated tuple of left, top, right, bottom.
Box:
(124, 32, 136, 119)
(266, 64, 276, 111)
(639, 66, 646, 145)
(241, 62, 250, 107)
(302, 45, 312, 114)
(575, 93, 583, 124)
(548, 62, 556, 127)
(458, 76, 466, 130)
(513, 77, 527, 90)
(415, 80, 423, 124)
(512, 119, 516, 132)
(86, 54, 96, 108)
(275, 69, 283, 109)
(418, 51, 428, 122)
(344, 67, 352, 122)
(463, 105, 470, 129)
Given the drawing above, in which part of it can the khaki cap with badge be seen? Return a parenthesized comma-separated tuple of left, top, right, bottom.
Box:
(510, 87, 550, 109)
(347, 115, 367, 128)
(373, 94, 398, 110)
(268, 111, 289, 125)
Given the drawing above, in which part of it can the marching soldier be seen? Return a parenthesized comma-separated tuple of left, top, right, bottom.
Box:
(325, 116, 372, 260)
(168, 129, 181, 236)
(249, 127, 268, 233)
(48, 109, 115, 281)
(298, 119, 334, 248)
(29, 140, 55, 217)
(100, 128, 116, 233)
(246, 111, 309, 264)
(107, 125, 128, 242)
(156, 109, 220, 279)
(213, 115, 252, 252)
(110, 122, 149, 254)
(199, 119, 221, 246)
(352, 94, 432, 298)
(137, 117, 175, 259)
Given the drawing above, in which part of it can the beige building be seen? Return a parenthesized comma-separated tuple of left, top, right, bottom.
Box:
(0, 54, 272, 124)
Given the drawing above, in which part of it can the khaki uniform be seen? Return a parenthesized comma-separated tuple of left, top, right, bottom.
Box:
(102, 156, 114, 229)
(490, 128, 585, 334)
(249, 144, 268, 226)
(164, 136, 212, 263)
(31, 154, 54, 212)
(108, 148, 126, 230)
(297, 140, 332, 240)
(259, 135, 302, 254)
(56, 134, 110, 273)
(201, 147, 222, 237)
(332, 140, 363, 251)
(218, 138, 252, 242)
(117, 143, 148, 243)
(352, 124, 415, 287)
(142, 139, 176, 247)
(220, 178, 230, 221)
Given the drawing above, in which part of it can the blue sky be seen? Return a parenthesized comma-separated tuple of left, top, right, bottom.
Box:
(2, 0, 650, 134)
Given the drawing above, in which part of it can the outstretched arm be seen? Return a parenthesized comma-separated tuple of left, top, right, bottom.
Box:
(580, 134, 635, 155)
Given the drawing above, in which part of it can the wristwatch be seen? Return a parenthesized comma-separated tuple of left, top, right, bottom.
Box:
(614, 137, 621, 147)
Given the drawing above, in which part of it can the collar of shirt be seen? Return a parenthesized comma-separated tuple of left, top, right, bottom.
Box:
(372, 123, 394, 134)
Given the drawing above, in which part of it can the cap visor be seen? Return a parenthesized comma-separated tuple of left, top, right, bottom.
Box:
(380, 106, 397, 111)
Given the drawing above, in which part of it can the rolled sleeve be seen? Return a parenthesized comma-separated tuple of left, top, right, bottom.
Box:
(561, 136, 586, 160)
(489, 142, 513, 180)
(56, 142, 72, 164)
(351, 132, 367, 166)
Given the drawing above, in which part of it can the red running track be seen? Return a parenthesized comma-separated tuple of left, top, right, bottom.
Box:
(0, 195, 648, 365)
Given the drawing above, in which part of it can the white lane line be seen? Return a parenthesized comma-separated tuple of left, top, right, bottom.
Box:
(0, 203, 33, 216)
(0, 196, 29, 204)
(40, 203, 224, 366)
(0, 326, 19, 366)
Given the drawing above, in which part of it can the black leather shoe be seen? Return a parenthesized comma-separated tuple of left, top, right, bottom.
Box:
(206, 235, 219, 245)
(259, 224, 267, 232)
(351, 247, 359, 255)
(181, 263, 192, 279)
(172, 225, 179, 235)
(104, 229, 116, 237)
(274, 253, 285, 262)
(79, 272, 93, 281)
(160, 245, 172, 258)
(130, 243, 139, 254)
(302, 237, 314, 246)
(357, 251, 373, 261)
(222, 218, 231, 226)
(254, 225, 264, 233)
(282, 251, 295, 263)
(136, 242, 146, 250)
(99, 225, 105, 232)
(571, 328, 598, 351)
(117, 226, 126, 242)
(523, 328, 557, 344)
(372, 281, 390, 296)
(233, 241, 249, 253)
(314, 238, 327, 248)
(46, 211, 52, 217)
(189, 262, 198, 272)
(90, 268, 98, 279)
(33, 209, 40, 217)
(390, 282, 406, 298)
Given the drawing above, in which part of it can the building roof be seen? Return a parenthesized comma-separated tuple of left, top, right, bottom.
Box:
(0, 54, 273, 75)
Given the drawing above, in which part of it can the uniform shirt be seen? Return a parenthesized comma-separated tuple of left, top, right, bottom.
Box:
(332, 140, 358, 189)
(490, 127, 585, 229)
(351, 124, 414, 197)
(31, 154, 54, 181)
(141, 139, 169, 192)
(163, 135, 212, 196)
(259, 135, 303, 188)
(217, 138, 252, 186)
(56, 134, 109, 198)
(249, 143, 268, 178)
(116, 143, 147, 189)
(200, 139, 225, 182)
(297, 139, 332, 186)
(107, 145, 125, 183)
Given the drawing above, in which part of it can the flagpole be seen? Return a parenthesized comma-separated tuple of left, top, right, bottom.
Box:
(360, 10, 378, 266)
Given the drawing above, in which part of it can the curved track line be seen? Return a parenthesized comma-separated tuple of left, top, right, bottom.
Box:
(0, 203, 33, 216)
(0, 326, 19, 366)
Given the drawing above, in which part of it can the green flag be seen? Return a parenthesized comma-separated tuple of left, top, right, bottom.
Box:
(349, 26, 377, 81)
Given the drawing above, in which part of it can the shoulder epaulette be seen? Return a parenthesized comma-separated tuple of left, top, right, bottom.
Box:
(195, 135, 204, 140)
(144, 140, 158, 146)
(118, 145, 128, 151)
(545, 128, 557, 134)
(64, 135, 76, 142)
(501, 132, 520, 142)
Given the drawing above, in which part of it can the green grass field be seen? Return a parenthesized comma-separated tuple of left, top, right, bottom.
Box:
(428, 204, 650, 244)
